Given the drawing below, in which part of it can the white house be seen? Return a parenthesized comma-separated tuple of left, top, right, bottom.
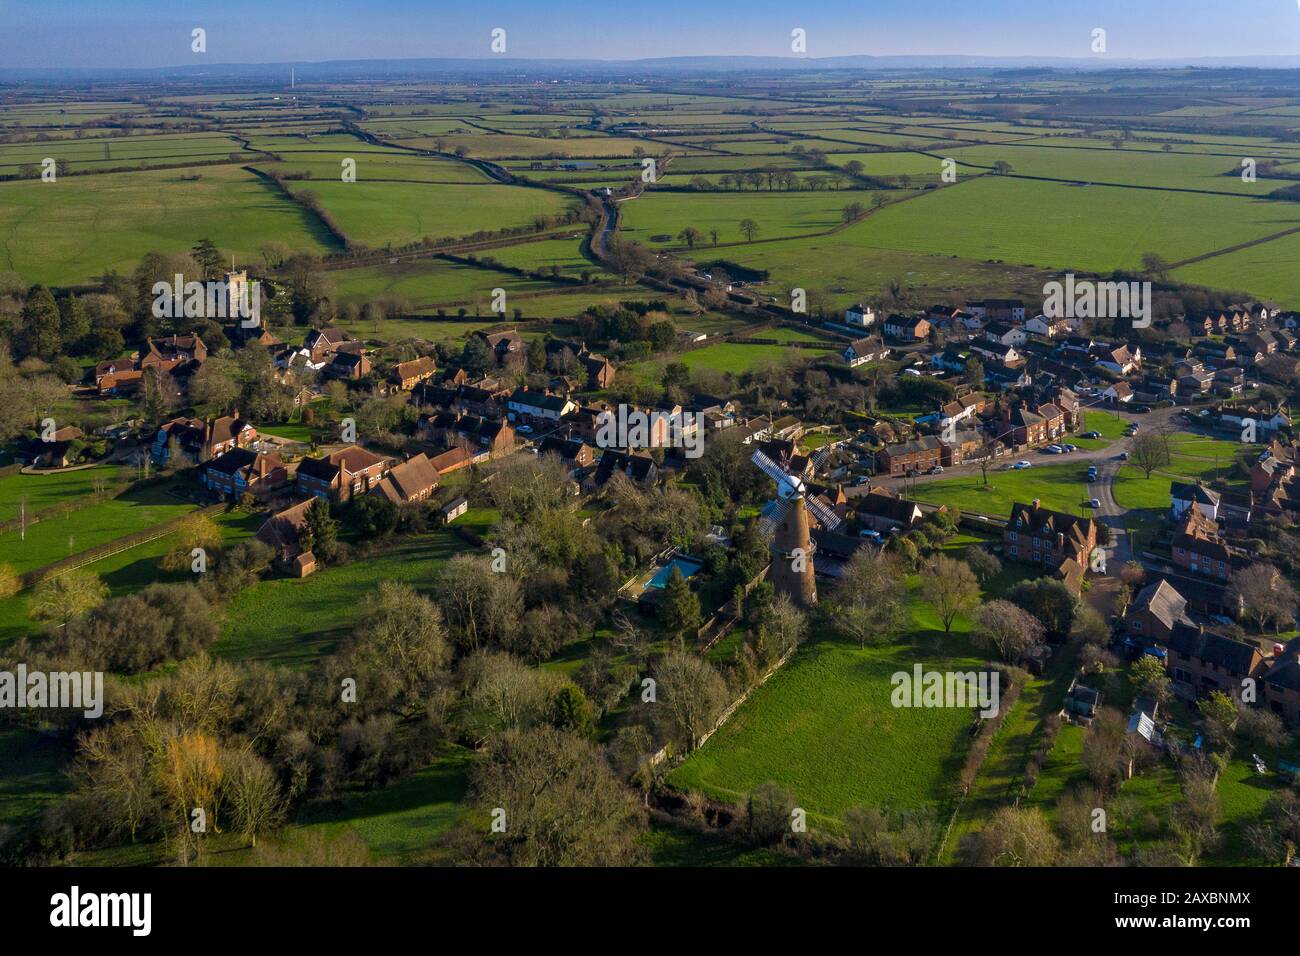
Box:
(983, 322, 1027, 348)
(843, 336, 889, 368)
(1171, 481, 1220, 521)
(845, 303, 877, 328)
(1025, 313, 1071, 337)
(1102, 381, 1134, 404)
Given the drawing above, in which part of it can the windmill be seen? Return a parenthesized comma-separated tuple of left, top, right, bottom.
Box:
(751, 447, 840, 608)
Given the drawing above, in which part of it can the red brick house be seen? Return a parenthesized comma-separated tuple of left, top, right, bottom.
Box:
(1004, 500, 1098, 582)
(204, 448, 288, 499)
(1171, 503, 1232, 579)
(296, 445, 389, 502)
(1166, 624, 1263, 703)
(152, 410, 256, 463)
(389, 356, 438, 391)
(370, 453, 440, 504)
(875, 435, 944, 476)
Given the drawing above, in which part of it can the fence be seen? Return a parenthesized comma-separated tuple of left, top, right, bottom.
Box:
(19, 503, 227, 590)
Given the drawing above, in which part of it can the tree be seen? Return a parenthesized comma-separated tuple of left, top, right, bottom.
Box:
(161, 731, 224, 863)
(30, 569, 109, 629)
(972, 599, 1045, 663)
(842, 201, 866, 223)
(58, 295, 91, 354)
(738, 218, 760, 242)
(304, 498, 339, 564)
(461, 726, 645, 866)
(1129, 432, 1171, 479)
(928, 555, 981, 633)
(960, 806, 1060, 866)
(1140, 252, 1170, 279)
(0, 563, 18, 600)
(676, 226, 702, 249)
(991, 160, 1013, 175)
(1081, 707, 1129, 792)
(161, 514, 224, 572)
(189, 359, 241, 414)
(1199, 690, 1239, 751)
(654, 650, 729, 753)
(831, 550, 908, 646)
(964, 547, 1001, 583)
(20, 285, 62, 360)
(1007, 578, 1077, 636)
(223, 751, 284, 848)
(1231, 563, 1298, 633)
(1131, 654, 1173, 708)
(660, 565, 701, 639)
(191, 238, 223, 281)
(747, 781, 798, 844)
(549, 683, 596, 738)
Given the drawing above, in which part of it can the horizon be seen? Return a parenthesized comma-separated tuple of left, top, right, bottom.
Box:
(4, 0, 1300, 70)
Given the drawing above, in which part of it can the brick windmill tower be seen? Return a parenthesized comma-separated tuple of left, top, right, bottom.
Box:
(751, 447, 839, 609)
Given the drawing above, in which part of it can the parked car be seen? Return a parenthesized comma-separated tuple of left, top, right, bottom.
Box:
(1087, 468, 1098, 481)
(928, 465, 944, 475)
(1043, 445, 1063, 454)
(1089, 498, 1102, 509)
(859, 529, 883, 542)
(1063, 444, 1078, 453)
(517, 424, 533, 434)
(1118, 451, 1129, 460)
(1081, 431, 1101, 439)
(1014, 460, 1032, 469)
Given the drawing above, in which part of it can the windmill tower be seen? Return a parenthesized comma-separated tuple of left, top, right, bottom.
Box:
(751, 447, 839, 608)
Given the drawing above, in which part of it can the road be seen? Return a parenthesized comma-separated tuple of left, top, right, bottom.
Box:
(865, 403, 1196, 576)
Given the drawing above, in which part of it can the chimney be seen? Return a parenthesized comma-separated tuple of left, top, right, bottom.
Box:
(1031, 498, 1041, 510)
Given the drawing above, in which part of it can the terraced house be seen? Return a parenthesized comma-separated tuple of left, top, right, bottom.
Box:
(152, 410, 256, 463)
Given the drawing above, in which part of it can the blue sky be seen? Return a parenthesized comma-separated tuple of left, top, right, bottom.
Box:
(2, 0, 1299, 67)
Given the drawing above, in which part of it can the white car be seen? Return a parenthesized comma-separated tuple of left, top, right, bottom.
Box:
(1014, 460, 1032, 469)
(1089, 498, 1102, 509)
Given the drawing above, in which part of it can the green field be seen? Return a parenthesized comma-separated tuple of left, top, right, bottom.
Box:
(669, 599, 985, 826)
(0, 481, 203, 577)
(0, 165, 334, 286)
(215, 529, 466, 665)
(910, 462, 1093, 518)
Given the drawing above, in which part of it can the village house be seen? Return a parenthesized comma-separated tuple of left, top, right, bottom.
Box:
(203, 448, 288, 500)
(968, 299, 1026, 322)
(1003, 500, 1097, 590)
(1261, 639, 1300, 725)
(843, 335, 889, 367)
(845, 303, 877, 328)
(855, 488, 924, 533)
(883, 314, 931, 343)
(875, 435, 944, 475)
(1126, 579, 1193, 645)
(420, 412, 515, 455)
(153, 410, 256, 463)
(538, 436, 595, 469)
(255, 498, 318, 577)
(474, 329, 526, 366)
(324, 351, 372, 381)
(28, 426, 84, 468)
(1166, 624, 1264, 703)
(970, 340, 1023, 367)
(589, 450, 658, 488)
(296, 445, 390, 502)
(1000, 405, 1047, 446)
(1102, 380, 1134, 404)
(370, 453, 441, 504)
(983, 322, 1027, 348)
(1094, 345, 1140, 376)
(1171, 502, 1233, 580)
(1171, 481, 1220, 521)
(389, 356, 438, 391)
(1025, 313, 1071, 338)
(304, 327, 359, 364)
(507, 388, 576, 424)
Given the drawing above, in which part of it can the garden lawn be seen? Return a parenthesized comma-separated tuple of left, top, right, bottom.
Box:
(215, 529, 465, 665)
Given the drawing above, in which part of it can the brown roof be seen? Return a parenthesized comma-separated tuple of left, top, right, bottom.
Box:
(371, 453, 440, 503)
(255, 498, 314, 552)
